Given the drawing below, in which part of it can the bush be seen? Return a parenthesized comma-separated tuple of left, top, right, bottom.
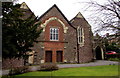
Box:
(108, 58, 120, 61)
(9, 66, 29, 75)
(40, 63, 59, 71)
(106, 53, 120, 60)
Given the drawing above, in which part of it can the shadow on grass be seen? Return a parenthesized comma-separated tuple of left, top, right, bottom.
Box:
(1, 76, 119, 78)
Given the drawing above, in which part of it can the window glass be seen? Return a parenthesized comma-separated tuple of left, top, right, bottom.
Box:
(77, 27, 84, 44)
(50, 28, 59, 41)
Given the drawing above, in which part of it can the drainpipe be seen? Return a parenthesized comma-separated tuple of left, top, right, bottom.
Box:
(76, 29, 80, 64)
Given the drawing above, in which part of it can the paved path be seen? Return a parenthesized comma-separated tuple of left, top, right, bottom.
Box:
(58, 60, 119, 68)
(1, 60, 119, 76)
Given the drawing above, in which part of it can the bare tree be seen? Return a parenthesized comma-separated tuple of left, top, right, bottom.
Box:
(84, 0, 120, 35)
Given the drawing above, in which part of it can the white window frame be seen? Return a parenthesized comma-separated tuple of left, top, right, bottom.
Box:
(50, 28, 59, 41)
(77, 27, 84, 45)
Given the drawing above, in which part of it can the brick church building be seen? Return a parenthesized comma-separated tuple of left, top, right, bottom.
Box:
(3, 2, 94, 68)
(29, 3, 94, 64)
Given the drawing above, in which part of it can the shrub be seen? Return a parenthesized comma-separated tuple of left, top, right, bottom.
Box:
(106, 53, 120, 60)
(108, 58, 120, 61)
(40, 63, 59, 71)
(9, 66, 29, 75)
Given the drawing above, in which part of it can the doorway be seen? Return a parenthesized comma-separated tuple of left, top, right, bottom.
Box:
(56, 51, 63, 62)
(45, 51, 52, 62)
(95, 46, 102, 60)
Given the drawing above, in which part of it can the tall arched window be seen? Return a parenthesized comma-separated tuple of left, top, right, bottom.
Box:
(77, 27, 84, 46)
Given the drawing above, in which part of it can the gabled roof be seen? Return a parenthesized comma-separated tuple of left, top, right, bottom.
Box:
(70, 12, 91, 28)
(76, 12, 84, 18)
(20, 2, 29, 9)
(38, 4, 76, 29)
(70, 12, 85, 22)
(20, 2, 36, 18)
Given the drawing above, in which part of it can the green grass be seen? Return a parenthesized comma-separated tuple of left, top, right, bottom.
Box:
(15, 65, 118, 76)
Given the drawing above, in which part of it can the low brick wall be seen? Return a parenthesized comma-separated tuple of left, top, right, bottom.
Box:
(2, 58, 24, 69)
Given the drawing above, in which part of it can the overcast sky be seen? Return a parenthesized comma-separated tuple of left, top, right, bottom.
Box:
(17, 0, 109, 35)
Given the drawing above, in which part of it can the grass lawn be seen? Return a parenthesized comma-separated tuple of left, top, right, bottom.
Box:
(15, 65, 118, 76)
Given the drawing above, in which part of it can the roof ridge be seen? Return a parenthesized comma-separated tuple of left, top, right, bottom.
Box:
(38, 4, 76, 29)
(20, 2, 36, 17)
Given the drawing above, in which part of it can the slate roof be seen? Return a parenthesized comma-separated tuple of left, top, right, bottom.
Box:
(70, 12, 91, 28)
(38, 4, 76, 29)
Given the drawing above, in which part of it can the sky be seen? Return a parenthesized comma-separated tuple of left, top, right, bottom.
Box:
(17, 0, 109, 35)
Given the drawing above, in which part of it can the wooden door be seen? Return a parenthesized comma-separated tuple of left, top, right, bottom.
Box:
(45, 51, 52, 62)
(56, 51, 63, 62)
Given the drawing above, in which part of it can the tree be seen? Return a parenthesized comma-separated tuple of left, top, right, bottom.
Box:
(2, 2, 42, 65)
(2, 2, 23, 58)
(84, 0, 120, 34)
(15, 14, 42, 65)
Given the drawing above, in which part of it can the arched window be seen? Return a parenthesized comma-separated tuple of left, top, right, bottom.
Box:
(77, 27, 84, 46)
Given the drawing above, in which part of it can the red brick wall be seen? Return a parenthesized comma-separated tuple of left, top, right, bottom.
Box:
(44, 19, 64, 41)
(43, 17, 64, 63)
(33, 6, 71, 63)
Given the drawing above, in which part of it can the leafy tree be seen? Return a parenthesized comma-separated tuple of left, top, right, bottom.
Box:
(2, 2, 42, 65)
(2, 2, 23, 58)
(15, 14, 42, 65)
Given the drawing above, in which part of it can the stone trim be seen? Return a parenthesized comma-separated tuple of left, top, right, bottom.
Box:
(20, 2, 29, 9)
(77, 27, 84, 47)
(37, 40, 68, 43)
(41, 17, 68, 33)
